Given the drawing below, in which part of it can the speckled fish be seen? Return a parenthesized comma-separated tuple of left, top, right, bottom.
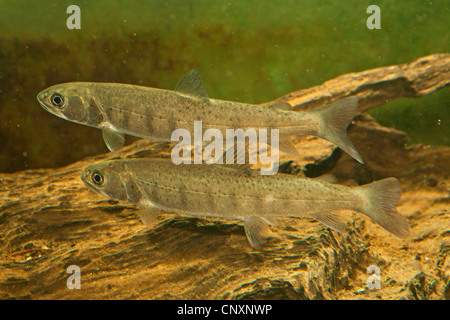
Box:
(37, 70, 363, 164)
(81, 158, 409, 249)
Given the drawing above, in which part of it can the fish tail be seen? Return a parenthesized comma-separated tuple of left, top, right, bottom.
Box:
(356, 177, 410, 239)
(310, 96, 364, 164)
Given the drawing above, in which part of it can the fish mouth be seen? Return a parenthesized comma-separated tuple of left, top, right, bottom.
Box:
(80, 168, 94, 188)
(37, 90, 51, 111)
(37, 90, 46, 101)
(80, 168, 101, 191)
(80, 167, 111, 199)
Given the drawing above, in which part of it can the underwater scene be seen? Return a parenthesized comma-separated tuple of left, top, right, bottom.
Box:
(0, 0, 449, 304)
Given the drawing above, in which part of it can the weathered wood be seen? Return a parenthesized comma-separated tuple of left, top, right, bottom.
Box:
(275, 53, 450, 112)
(1, 55, 449, 300)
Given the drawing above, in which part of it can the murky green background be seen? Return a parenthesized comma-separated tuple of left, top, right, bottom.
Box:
(0, 0, 448, 173)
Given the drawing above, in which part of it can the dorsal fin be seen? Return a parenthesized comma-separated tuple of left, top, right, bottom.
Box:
(175, 69, 209, 99)
(214, 142, 256, 175)
(268, 101, 291, 111)
(278, 134, 299, 157)
(215, 145, 253, 175)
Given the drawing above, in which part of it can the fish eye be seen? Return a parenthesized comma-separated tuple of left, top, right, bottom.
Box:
(91, 171, 104, 186)
(50, 93, 65, 108)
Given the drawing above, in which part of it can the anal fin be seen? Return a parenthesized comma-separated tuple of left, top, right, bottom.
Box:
(310, 212, 347, 233)
(243, 216, 274, 249)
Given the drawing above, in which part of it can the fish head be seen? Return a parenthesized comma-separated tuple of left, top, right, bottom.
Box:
(81, 160, 142, 203)
(37, 83, 104, 127)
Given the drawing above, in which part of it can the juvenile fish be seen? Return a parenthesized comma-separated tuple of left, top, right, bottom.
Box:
(81, 158, 409, 249)
(38, 70, 363, 164)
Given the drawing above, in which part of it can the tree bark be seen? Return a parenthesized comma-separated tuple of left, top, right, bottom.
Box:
(1, 54, 449, 300)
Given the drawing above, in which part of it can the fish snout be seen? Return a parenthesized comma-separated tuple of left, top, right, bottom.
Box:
(80, 168, 92, 185)
(37, 90, 51, 111)
(37, 90, 47, 103)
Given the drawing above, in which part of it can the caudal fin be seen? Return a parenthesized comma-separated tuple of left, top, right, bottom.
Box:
(310, 96, 364, 164)
(357, 178, 410, 239)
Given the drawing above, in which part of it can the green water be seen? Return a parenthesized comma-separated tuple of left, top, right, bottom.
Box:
(0, 0, 448, 172)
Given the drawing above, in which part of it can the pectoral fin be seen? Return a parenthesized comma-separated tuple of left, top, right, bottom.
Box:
(243, 216, 274, 249)
(138, 202, 159, 226)
(102, 127, 125, 152)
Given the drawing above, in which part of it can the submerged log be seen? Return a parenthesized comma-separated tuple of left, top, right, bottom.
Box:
(276, 53, 450, 112)
(0, 54, 449, 300)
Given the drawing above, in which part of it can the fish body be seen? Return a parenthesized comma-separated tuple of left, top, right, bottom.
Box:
(81, 158, 409, 248)
(38, 70, 363, 164)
